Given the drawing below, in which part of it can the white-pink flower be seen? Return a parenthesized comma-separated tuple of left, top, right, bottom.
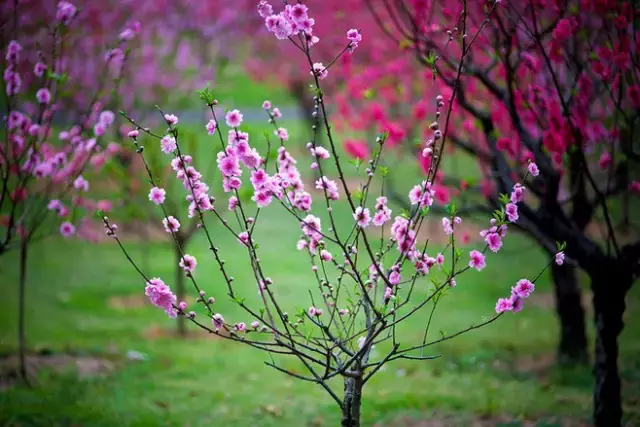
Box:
(160, 135, 177, 154)
(60, 221, 75, 237)
(311, 62, 328, 79)
(164, 114, 179, 126)
(353, 206, 371, 228)
(149, 187, 166, 205)
(206, 119, 217, 135)
(179, 254, 197, 273)
(162, 216, 180, 233)
(226, 109, 243, 128)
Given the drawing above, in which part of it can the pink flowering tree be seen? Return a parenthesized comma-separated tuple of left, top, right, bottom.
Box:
(109, 120, 227, 337)
(105, 3, 550, 425)
(0, 1, 136, 381)
(366, 0, 640, 425)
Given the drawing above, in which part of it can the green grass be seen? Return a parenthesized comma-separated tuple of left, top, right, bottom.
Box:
(2, 119, 640, 426)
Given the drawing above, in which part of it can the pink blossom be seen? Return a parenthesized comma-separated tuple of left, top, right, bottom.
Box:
(251, 321, 260, 329)
(495, 298, 514, 314)
(528, 162, 540, 177)
(225, 109, 243, 128)
(99, 111, 115, 126)
(510, 295, 524, 313)
(145, 278, 176, 318)
(60, 221, 75, 237)
(598, 151, 612, 170)
(436, 253, 445, 265)
(36, 88, 51, 104)
(206, 119, 217, 135)
(353, 207, 371, 228)
(311, 63, 328, 79)
(344, 139, 369, 160)
(218, 155, 240, 177)
(311, 146, 330, 159)
(212, 313, 225, 331)
(468, 250, 486, 271)
(347, 29, 362, 50)
(262, 100, 272, 110)
(161, 136, 177, 154)
(505, 203, 519, 222)
(512, 279, 535, 299)
(485, 232, 503, 253)
(442, 217, 454, 235)
(228, 196, 239, 210)
(163, 114, 178, 126)
(128, 129, 139, 138)
(238, 231, 250, 245)
(34, 62, 47, 77)
(510, 184, 525, 203)
(73, 176, 89, 192)
(384, 286, 394, 301)
(235, 322, 247, 332)
(308, 306, 319, 317)
(275, 127, 289, 140)
(56, 1, 77, 24)
(162, 216, 181, 233)
(320, 249, 333, 262)
(148, 187, 166, 205)
(555, 251, 565, 265)
(389, 270, 401, 285)
(257, 1, 273, 18)
(179, 254, 197, 273)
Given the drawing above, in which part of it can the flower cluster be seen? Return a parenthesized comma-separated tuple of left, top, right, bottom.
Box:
(262, 2, 318, 47)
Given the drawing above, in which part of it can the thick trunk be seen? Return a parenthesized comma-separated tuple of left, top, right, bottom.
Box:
(175, 245, 186, 337)
(550, 261, 588, 364)
(341, 375, 363, 427)
(591, 271, 628, 427)
(18, 237, 28, 383)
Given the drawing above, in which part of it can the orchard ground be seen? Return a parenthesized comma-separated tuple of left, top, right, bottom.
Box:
(2, 79, 640, 426)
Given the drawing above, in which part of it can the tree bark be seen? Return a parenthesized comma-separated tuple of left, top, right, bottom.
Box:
(175, 243, 186, 337)
(550, 261, 588, 364)
(341, 375, 363, 427)
(591, 270, 628, 427)
(18, 237, 28, 383)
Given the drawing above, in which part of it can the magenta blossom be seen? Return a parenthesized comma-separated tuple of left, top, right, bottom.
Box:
(468, 250, 486, 271)
(495, 298, 514, 314)
(555, 251, 565, 265)
(511, 279, 535, 299)
(212, 313, 225, 331)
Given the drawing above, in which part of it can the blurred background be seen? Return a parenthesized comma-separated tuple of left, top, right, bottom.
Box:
(1, 1, 639, 426)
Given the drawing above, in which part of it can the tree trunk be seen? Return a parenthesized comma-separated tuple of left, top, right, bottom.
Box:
(175, 244, 186, 337)
(18, 237, 29, 383)
(550, 261, 588, 364)
(341, 375, 363, 427)
(591, 271, 628, 427)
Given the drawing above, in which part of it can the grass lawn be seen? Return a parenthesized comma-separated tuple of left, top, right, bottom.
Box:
(1, 119, 640, 427)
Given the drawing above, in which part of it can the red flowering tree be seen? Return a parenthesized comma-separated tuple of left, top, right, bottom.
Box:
(105, 2, 551, 426)
(364, 0, 640, 425)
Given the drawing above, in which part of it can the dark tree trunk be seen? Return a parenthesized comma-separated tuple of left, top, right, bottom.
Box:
(550, 261, 588, 364)
(175, 243, 186, 337)
(591, 270, 628, 427)
(18, 237, 28, 383)
(341, 375, 363, 427)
